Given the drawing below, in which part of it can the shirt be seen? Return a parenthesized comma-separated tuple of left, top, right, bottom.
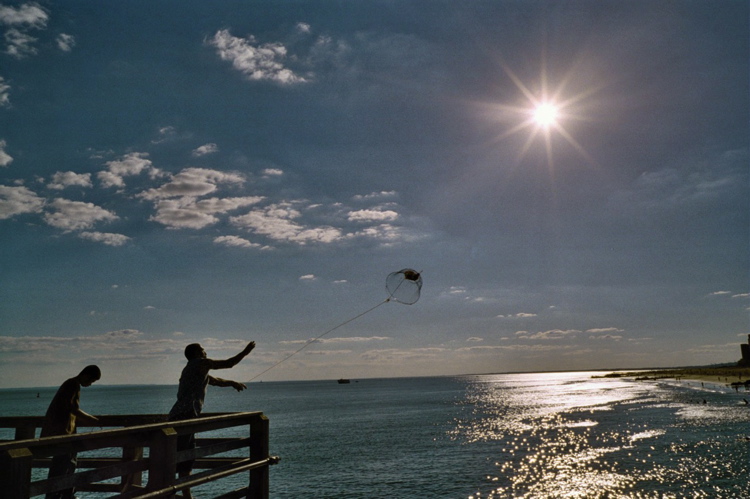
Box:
(40, 377, 81, 437)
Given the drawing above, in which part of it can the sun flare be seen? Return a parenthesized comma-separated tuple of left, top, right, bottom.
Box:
(533, 103, 559, 127)
(480, 59, 597, 171)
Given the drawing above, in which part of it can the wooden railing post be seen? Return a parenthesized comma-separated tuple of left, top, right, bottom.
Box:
(0, 447, 33, 499)
(249, 414, 270, 499)
(148, 427, 177, 496)
(121, 444, 144, 490)
(14, 425, 35, 441)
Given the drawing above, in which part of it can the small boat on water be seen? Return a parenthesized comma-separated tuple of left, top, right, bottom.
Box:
(337, 378, 351, 384)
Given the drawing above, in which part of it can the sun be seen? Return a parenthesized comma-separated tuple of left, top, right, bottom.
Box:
(478, 59, 597, 171)
(533, 103, 559, 128)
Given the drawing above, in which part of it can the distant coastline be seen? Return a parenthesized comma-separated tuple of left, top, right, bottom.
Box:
(599, 366, 750, 386)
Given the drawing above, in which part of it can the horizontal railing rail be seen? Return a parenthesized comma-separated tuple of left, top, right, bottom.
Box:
(0, 412, 278, 498)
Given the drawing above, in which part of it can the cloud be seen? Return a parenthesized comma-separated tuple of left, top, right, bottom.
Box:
(214, 235, 262, 249)
(515, 329, 581, 340)
(47, 171, 93, 190)
(295, 22, 311, 35)
(78, 231, 131, 246)
(0, 77, 9, 107)
(43, 198, 118, 231)
(0, 3, 48, 27)
(0, 139, 12, 165)
(347, 209, 398, 222)
(299, 274, 316, 280)
(149, 195, 263, 229)
(192, 143, 219, 157)
(708, 291, 732, 297)
(466, 337, 484, 342)
(586, 327, 624, 334)
(56, 33, 75, 52)
(98, 152, 158, 188)
(319, 336, 390, 343)
(261, 168, 283, 177)
(207, 29, 306, 84)
(497, 312, 538, 318)
(589, 334, 622, 341)
(139, 167, 244, 200)
(4, 27, 37, 58)
(352, 191, 397, 201)
(0, 185, 44, 218)
(230, 203, 343, 244)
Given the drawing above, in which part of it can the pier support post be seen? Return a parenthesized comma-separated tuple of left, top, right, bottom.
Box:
(249, 415, 270, 499)
(0, 447, 33, 499)
(149, 427, 177, 496)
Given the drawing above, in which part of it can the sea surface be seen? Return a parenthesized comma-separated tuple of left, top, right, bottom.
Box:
(2, 372, 750, 498)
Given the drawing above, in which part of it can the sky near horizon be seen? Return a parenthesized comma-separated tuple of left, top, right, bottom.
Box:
(0, 1, 748, 388)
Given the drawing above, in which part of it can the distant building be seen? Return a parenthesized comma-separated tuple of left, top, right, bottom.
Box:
(739, 335, 750, 366)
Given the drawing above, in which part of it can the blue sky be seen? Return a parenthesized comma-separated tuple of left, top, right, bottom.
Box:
(0, 1, 747, 388)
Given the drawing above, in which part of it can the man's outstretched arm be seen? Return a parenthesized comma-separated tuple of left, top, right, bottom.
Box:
(208, 375, 246, 391)
(208, 341, 255, 370)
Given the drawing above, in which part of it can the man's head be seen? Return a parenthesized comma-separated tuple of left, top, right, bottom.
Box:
(185, 343, 207, 360)
(78, 365, 101, 387)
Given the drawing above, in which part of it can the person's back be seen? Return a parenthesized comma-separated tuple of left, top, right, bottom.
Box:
(41, 377, 80, 438)
(169, 357, 211, 420)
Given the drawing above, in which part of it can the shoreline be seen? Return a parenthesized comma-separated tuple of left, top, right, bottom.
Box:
(600, 366, 750, 388)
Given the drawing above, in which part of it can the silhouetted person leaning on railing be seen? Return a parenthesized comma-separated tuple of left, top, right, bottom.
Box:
(41, 365, 101, 499)
(168, 341, 255, 499)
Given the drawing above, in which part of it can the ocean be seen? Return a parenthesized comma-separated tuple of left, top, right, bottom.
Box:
(1, 372, 749, 498)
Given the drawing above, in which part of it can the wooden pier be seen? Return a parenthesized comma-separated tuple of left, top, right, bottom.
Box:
(0, 412, 279, 498)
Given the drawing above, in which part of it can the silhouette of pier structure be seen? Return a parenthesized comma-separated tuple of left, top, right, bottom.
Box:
(0, 412, 278, 498)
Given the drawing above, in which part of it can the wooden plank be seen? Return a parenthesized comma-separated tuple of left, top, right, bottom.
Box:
(148, 427, 177, 494)
(0, 447, 33, 499)
(250, 414, 270, 499)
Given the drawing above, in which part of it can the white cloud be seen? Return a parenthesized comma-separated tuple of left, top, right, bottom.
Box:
(0, 185, 44, 218)
(47, 171, 92, 190)
(98, 152, 157, 188)
(139, 167, 245, 200)
(261, 168, 283, 177)
(192, 143, 219, 157)
(150, 195, 263, 229)
(4, 27, 37, 58)
(214, 235, 261, 249)
(207, 29, 306, 85)
(0, 77, 9, 107)
(79, 231, 131, 246)
(467, 337, 484, 342)
(231, 204, 344, 245)
(0, 3, 49, 28)
(43, 198, 118, 231)
(0, 139, 12, 166)
(586, 327, 624, 334)
(497, 312, 538, 319)
(352, 191, 397, 201)
(296, 22, 312, 34)
(299, 274, 316, 280)
(56, 33, 75, 52)
(515, 329, 582, 340)
(347, 209, 398, 222)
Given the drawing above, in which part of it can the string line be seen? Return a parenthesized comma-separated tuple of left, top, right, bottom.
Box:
(248, 298, 390, 382)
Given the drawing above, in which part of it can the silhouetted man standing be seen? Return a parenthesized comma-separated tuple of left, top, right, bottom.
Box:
(169, 341, 255, 498)
(41, 365, 101, 499)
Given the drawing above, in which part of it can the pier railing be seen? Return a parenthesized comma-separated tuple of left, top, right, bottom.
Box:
(0, 412, 279, 498)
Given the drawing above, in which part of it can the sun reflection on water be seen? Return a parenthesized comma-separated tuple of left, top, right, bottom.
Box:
(451, 373, 750, 498)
